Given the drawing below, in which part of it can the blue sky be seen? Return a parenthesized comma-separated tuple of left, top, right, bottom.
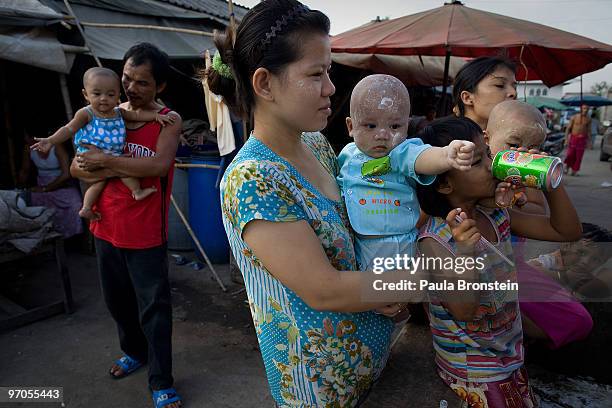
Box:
(236, 0, 612, 94)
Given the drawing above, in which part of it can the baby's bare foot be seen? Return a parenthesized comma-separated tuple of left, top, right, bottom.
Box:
(132, 186, 157, 201)
(79, 207, 101, 220)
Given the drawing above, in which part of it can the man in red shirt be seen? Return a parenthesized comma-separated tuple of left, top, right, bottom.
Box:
(72, 43, 182, 408)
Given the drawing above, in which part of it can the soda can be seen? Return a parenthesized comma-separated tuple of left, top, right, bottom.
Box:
(491, 150, 563, 191)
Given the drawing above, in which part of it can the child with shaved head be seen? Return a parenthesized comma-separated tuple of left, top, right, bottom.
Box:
(486, 100, 547, 154)
(484, 100, 594, 350)
(33, 67, 175, 220)
(484, 100, 548, 210)
(337, 74, 476, 272)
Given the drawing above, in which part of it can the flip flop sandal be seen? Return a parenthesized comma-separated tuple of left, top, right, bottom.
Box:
(109, 355, 143, 379)
(152, 388, 182, 408)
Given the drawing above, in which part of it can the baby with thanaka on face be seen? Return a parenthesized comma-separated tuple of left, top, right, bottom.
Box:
(483, 102, 597, 350)
(482, 100, 549, 211)
(337, 74, 476, 273)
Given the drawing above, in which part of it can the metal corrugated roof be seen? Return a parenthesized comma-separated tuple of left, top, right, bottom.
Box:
(31, 0, 251, 60)
(157, 0, 248, 21)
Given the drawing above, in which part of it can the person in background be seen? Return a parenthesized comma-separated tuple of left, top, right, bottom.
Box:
(416, 104, 437, 133)
(18, 130, 83, 239)
(564, 104, 591, 175)
(71, 43, 182, 408)
(452, 56, 517, 131)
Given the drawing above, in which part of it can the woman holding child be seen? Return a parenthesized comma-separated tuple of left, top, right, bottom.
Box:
(215, 2, 583, 404)
(213, 0, 476, 406)
(213, 2, 395, 406)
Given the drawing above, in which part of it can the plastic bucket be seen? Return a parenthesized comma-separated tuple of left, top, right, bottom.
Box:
(188, 156, 229, 263)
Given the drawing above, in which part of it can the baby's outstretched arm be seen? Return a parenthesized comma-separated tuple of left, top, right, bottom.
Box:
(31, 108, 90, 153)
(414, 140, 475, 175)
(119, 108, 176, 127)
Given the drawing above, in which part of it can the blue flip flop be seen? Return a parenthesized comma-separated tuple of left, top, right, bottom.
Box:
(110, 355, 143, 379)
(152, 388, 182, 408)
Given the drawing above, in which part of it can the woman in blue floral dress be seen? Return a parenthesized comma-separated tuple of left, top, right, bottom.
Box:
(205, 1, 412, 406)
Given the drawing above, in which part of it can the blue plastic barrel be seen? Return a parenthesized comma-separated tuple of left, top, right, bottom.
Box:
(168, 166, 191, 251)
(188, 156, 229, 263)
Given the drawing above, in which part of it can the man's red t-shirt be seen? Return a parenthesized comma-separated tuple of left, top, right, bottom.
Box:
(90, 107, 174, 249)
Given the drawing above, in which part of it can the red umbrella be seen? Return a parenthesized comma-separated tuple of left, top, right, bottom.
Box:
(331, 1, 612, 88)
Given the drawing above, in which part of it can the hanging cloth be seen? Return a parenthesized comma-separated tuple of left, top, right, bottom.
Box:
(202, 49, 236, 156)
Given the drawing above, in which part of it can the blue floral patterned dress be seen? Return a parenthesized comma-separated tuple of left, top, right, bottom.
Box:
(221, 132, 394, 407)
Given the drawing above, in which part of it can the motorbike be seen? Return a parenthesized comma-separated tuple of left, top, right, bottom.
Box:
(541, 131, 565, 156)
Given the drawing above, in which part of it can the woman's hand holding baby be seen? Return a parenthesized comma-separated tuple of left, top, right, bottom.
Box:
(444, 140, 475, 171)
(374, 302, 410, 320)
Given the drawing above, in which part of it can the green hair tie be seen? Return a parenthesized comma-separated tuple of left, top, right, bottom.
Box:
(212, 52, 233, 80)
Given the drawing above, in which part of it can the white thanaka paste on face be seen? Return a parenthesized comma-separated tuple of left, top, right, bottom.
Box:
(375, 128, 390, 139)
(350, 75, 412, 156)
(378, 97, 394, 110)
(392, 131, 406, 147)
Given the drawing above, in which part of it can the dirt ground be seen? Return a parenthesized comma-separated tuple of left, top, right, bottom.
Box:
(1, 142, 611, 408)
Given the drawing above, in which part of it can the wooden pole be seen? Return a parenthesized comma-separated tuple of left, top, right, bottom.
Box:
(228, 0, 237, 45)
(78, 22, 213, 37)
(61, 44, 89, 54)
(63, 0, 102, 67)
(170, 195, 227, 292)
(438, 49, 452, 117)
(390, 324, 408, 350)
(519, 44, 529, 102)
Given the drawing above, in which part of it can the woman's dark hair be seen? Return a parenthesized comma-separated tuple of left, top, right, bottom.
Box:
(415, 116, 483, 218)
(205, 0, 330, 117)
(452, 56, 516, 117)
(123, 42, 170, 86)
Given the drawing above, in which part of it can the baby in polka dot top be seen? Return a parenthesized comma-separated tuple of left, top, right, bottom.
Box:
(32, 67, 175, 220)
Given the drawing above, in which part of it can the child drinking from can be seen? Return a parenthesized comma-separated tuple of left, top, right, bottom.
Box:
(484, 100, 593, 349)
(416, 115, 581, 407)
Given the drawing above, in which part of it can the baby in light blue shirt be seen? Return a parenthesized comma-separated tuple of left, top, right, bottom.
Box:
(337, 74, 475, 271)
